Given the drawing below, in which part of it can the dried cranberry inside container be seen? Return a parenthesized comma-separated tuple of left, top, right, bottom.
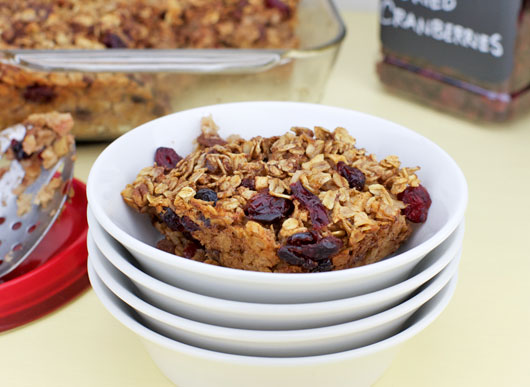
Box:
(377, 0, 530, 122)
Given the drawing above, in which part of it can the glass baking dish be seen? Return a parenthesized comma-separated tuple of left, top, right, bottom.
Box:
(0, 0, 346, 141)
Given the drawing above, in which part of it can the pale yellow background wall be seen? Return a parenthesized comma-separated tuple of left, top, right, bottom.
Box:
(1, 11, 529, 387)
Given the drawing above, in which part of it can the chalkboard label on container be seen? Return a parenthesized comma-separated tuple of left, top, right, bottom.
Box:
(379, 0, 524, 83)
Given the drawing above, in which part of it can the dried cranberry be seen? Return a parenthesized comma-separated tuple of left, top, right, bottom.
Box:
(162, 208, 199, 233)
(23, 84, 57, 104)
(286, 231, 318, 246)
(290, 236, 343, 262)
(194, 188, 218, 205)
(278, 233, 342, 271)
(162, 208, 181, 231)
(312, 259, 333, 273)
(337, 162, 366, 191)
(180, 215, 199, 233)
(183, 241, 200, 259)
(277, 246, 312, 267)
(290, 181, 330, 229)
(245, 191, 293, 223)
(398, 185, 432, 223)
(240, 177, 256, 190)
(155, 147, 182, 170)
(231, 0, 248, 20)
(156, 238, 175, 254)
(101, 32, 127, 48)
(265, 0, 291, 17)
(10, 140, 30, 160)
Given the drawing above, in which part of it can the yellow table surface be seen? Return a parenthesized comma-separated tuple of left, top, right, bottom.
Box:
(2, 12, 529, 387)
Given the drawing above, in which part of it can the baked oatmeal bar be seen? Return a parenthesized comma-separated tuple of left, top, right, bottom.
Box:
(0, 0, 300, 140)
(122, 117, 432, 273)
(0, 112, 75, 216)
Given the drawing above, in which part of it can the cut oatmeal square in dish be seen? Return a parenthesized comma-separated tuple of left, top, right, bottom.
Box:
(121, 117, 431, 273)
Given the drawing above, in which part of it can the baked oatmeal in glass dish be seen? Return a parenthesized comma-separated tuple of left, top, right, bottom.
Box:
(121, 117, 431, 273)
(0, 0, 301, 140)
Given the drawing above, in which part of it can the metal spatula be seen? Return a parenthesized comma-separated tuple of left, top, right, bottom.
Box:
(0, 124, 75, 278)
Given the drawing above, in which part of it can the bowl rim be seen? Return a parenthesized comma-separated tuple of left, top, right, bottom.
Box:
(88, 259, 458, 365)
(88, 205, 465, 317)
(87, 101, 468, 285)
(88, 230, 460, 344)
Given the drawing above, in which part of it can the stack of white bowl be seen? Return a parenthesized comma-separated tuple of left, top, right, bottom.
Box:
(86, 102, 468, 387)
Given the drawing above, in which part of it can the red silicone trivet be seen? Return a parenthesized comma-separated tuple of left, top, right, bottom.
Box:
(0, 179, 89, 332)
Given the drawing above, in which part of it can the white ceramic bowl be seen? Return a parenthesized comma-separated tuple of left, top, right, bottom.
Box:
(87, 102, 468, 303)
(88, 232, 460, 357)
(88, 206, 464, 330)
(88, 259, 458, 387)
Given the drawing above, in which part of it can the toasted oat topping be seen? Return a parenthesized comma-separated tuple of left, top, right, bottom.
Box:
(124, 116, 420, 231)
